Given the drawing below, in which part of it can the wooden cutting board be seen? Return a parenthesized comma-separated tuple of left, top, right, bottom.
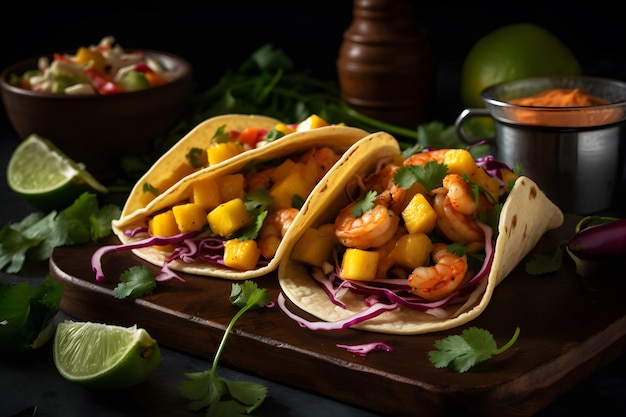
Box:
(49, 214, 626, 417)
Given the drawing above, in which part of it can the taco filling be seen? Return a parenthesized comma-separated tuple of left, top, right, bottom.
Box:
(122, 114, 339, 217)
(277, 136, 563, 334)
(98, 125, 369, 281)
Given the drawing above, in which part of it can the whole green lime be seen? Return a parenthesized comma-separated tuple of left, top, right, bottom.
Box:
(460, 23, 582, 108)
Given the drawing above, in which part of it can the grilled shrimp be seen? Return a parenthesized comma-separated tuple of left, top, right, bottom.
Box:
(402, 149, 449, 166)
(408, 243, 468, 301)
(335, 201, 400, 250)
(433, 174, 484, 244)
(298, 146, 340, 181)
(258, 207, 299, 259)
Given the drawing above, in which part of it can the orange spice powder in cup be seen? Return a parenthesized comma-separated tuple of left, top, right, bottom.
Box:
(505, 88, 623, 127)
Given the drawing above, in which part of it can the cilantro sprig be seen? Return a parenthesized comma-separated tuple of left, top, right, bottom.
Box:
(179, 281, 271, 416)
(0, 276, 64, 354)
(429, 327, 520, 373)
(0, 192, 120, 274)
(394, 160, 448, 192)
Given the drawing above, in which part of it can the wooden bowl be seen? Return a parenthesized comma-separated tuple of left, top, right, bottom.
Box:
(0, 49, 193, 179)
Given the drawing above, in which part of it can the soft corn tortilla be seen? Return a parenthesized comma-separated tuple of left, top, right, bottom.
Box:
(112, 125, 370, 280)
(121, 114, 281, 218)
(277, 138, 564, 335)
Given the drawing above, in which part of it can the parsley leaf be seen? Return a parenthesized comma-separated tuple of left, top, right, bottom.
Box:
(179, 281, 271, 416)
(394, 161, 448, 192)
(351, 190, 377, 217)
(428, 327, 520, 373)
(112, 266, 157, 299)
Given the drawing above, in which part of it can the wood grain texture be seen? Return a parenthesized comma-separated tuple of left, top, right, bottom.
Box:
(49, 215, 626, 417)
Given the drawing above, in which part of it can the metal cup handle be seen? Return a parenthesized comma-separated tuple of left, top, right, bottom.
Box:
(454, 108, 492, 145)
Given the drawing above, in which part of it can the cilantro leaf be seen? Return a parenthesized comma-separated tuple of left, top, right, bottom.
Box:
(394, 161, 447, 192)
(0, 276, 63, 353)
(428, 327, 520, 373)
(186, 147, 207, 168)
(143, 182, 159, 196)
(179, 281, 271, 415)
(351, 190, 377, 217)
(210, 124, 230, 144)
(113, 266, 157, 299)
(524, 243, 565, 275)
(0, 192, 120, 274)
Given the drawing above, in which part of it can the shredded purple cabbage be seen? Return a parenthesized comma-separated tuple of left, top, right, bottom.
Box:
(278, 219, 496, 331)
(336, 342, 393, 356)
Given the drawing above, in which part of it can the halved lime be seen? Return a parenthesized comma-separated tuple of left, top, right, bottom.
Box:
(53, 321, 161, 390)
(7, 134, 108, 211)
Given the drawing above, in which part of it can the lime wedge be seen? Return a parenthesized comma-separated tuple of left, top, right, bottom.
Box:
(53, 321, 161, 390)
(7, 134, 108, 211)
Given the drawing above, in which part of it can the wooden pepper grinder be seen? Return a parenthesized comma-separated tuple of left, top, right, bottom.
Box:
(337, 0, 434, 128)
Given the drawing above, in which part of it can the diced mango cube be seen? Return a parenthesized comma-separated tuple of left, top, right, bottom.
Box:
(402, 193, 437, 234)
(207, 198, 254, 237)
(270, 158, 298, 183)
(500, 168, 519, 188)
(444, 149, 479, 176)
(291, 223, 338, 267)
(223, 238, 261, 270)
(191, 177, 222, 210)
(218, 173, 246, 202)
(207, 141, 244, 166)
(390, 233, 433, 269)
(274, 123, 296, 136)
(149, 209, 179, 251)
(468, 167, 501, 203)
(340, 248, 379, 281)
(270, 171, 312, 210)
(296, 114, 330, 131)
(172, 203, 208, 233)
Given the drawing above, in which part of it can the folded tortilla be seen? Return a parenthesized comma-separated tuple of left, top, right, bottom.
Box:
(112, 125, 370, 280)
(278, 133, 564, 334)
(121, 114, 282, 218)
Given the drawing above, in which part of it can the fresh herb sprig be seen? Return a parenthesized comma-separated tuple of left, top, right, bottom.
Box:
(429, 326, 520, 373)
(0, 276, 64, 354)
(0, 192, 120, 274)
(179, 281, 271, 416)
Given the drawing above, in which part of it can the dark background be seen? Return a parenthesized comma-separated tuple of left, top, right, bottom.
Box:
(1, 4, 625, 128)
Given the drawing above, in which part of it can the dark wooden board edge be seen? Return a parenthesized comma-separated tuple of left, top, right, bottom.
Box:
(48, 214, 626, 417)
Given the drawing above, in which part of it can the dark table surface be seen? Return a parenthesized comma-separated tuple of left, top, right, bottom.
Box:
(2, 5, 626, 415)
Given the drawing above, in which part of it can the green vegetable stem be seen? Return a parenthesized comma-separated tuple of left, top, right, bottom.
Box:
(179, 281, 271, 416)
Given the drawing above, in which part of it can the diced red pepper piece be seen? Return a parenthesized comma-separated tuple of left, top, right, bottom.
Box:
(84, 68, 124, 95)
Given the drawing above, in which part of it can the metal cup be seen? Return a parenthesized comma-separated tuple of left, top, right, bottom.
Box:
(456, 76, 626, 214)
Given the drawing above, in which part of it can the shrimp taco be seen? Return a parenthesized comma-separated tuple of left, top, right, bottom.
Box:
(121, 113, 337, 217)
(100, 124, 370, 281)
(277, 131, 564, 334)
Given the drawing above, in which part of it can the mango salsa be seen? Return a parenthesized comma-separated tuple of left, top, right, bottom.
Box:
(402, 193, 437, 234)
(291, 223, 337, 267)
(208, 141, 244, 166)
(172, 203, 208, 233)
(207, 198, 254, 237)
(149, 209, 179, 251)
(340, 248, 379, 281)
(223, 238, 261, 270)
